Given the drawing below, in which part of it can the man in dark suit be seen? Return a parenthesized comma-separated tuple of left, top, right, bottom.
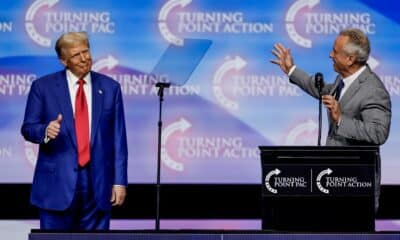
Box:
(270, 28, 391, 210)
(21, 32, 128, 230)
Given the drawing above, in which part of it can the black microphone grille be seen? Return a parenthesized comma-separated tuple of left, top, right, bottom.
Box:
(315, 72, 323, 81)
(314, 72, 324, 90)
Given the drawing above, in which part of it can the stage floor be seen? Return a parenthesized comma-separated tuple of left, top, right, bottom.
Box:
(28, 230, 400, 240)
(2, 220, 400, 240)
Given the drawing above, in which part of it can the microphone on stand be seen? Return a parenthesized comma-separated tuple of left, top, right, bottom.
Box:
(154, 81, 171, 231)
(315, 72, 324, 146)
(315, 72, 324, 92)
(156, 82, 171, 97)
(155, 82, 171, 88)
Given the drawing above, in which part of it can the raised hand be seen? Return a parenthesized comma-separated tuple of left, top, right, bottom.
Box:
(270, 43, 295, 74)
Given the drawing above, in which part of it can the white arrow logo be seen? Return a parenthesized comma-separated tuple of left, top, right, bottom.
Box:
(161, 118, 192, 171)
(285, 119, 318, 145)
(285, 0, 319, 48)
(158, 0, 191, 46)
(316, 168, 332, 194)
(265, 168, 281, 194)
(212, 56, 247, 111)
(25, 0, 58, 47)
(92, 55, 119, 72)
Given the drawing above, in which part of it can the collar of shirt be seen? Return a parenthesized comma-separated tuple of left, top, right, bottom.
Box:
(65, 69, 92, 131)
(340, 65, 366, 96)
(66, 69, 92, 88)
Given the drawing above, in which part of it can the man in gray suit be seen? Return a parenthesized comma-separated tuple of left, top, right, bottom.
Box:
(271, 28, 391, 210)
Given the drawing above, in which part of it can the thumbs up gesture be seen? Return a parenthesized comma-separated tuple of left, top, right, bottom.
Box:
(46, 114, 63, 139)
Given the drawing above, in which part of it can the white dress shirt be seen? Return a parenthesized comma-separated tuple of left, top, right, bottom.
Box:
(66, 69, 92, 135)
(45, 70, 92, 142)
(338, 65, 366, 100)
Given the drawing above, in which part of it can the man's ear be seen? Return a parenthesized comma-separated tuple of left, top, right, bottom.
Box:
(60, 58, 68, 67)
(347, 54, 356, 66)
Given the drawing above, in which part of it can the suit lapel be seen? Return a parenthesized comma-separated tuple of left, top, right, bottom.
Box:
(339, 79, 360, 105)
(54, 71, 77, 149)
(330, 75, 342, 96)
(91, 72, 104, 145)
(338, 66, 369, 105)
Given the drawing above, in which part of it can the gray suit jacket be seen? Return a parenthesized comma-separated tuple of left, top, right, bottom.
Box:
(289, 65, 391, 211)
(290, 65, 391, 146)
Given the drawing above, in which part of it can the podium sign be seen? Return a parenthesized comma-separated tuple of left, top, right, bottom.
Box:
(259, 146, 378, 232)
(262, 165, 374, 196)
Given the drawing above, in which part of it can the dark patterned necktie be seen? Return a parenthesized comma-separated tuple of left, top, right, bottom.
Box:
(335, 79, 345, 101)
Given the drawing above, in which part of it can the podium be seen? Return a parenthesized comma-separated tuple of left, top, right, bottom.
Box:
(259, 146, 378, 232)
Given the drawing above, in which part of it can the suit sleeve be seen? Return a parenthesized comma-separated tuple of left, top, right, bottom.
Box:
(21, 81, 48, 144)
(337, 86, 391, 145)
(113, 85, 128, 186)
(289, 68, 334, 99)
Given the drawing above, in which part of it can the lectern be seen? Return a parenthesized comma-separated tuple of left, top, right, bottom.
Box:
(259, 146, 378, 232)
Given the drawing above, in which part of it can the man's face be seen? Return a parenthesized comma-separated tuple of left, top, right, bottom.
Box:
(329, 35, 353, 76)
(60, 42, 92, 79)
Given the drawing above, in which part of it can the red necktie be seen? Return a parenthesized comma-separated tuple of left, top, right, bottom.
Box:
(75, 79, 90, 167)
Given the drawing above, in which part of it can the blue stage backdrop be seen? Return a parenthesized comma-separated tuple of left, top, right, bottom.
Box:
(0, 0, 399, 184)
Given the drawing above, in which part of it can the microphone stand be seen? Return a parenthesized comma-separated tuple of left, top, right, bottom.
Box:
(155, 82, 171, 231)
(317, 86, 322, 146)
(314, 73, 324, 146)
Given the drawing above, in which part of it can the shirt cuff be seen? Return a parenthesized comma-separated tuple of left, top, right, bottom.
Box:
(336, 117, 342, 127)
(44, 126, 50, 144)
(288, 65, 296, 76)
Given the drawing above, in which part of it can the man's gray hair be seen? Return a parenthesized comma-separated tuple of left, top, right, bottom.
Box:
(340, 28, 370, 65)
(55, 32, 90, 59)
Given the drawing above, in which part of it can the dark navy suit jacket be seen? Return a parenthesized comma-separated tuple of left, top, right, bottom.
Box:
(21, 70, 128, 211)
